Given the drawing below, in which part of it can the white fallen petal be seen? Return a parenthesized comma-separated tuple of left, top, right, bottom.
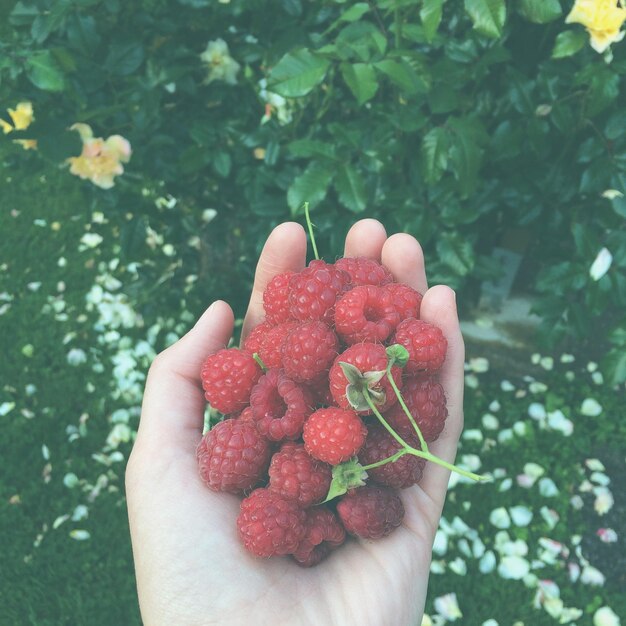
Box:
(498, 478, 513, 492)
(498, 555, 530, 579)
(489, 507, 511, 529)
(63, 473, 79, 488)
(0, 402, 16, 416)
(594, 606, 621, 626)
(568, 562, 580, 582)
(539, 356, 554, 370)
(581, 398, 603, 417)
(433, 593, 462, 621)
(433, 530, 448, 556)
(479, 550, 496, 573)
(462, 429, 483, 442)
(472, 537, 486, 558)
(457, 539, 472, 558)
(601, 189, 624, 200)
(482, 620, 499, 626)
(581, 564, 606, 586)
(500, 380, 515, 391)
(449, 557, 467, 575)
(529, 381, 548, 393)
(539, 498, 560, 530)
(590, 471, 610, 486)
(509, 506, 533, 527)
(589, 248, 612, 281)
(497, 428, 514, 443)
(481, 413, 499, 429)
(69, 529, 91, 541)
(528, 402, 546, 420)
(586, 458, 606, 472)
(524, 462, 545, 479)
(547, 410, 574, 436)
(594, 488, 614, 515)
(53, 514, 70, 529)
(469, 357, 489, 373)
(512, 421, 528, 436)
(430, 560, 446, 574)
(597, 528, 618, 543)
(539, 477, 559, 497)
(488, 400, 501, 411)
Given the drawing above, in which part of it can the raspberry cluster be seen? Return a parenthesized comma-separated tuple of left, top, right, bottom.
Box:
(198, 254, 451, 566)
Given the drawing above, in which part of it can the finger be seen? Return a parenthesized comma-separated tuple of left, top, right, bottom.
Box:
(241, 222, 307, 341)
(137, 300, 234, 451)
(415, 286, 465, 516)
(343, 219, 387, 260)
(381, 233, 428, 295)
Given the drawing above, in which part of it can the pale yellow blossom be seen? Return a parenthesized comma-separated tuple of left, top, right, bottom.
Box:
(1, 102, 37, 150)
(200, 39, 240, 85)
(67, 123, 131, 189)
(566, 0, 626, 53)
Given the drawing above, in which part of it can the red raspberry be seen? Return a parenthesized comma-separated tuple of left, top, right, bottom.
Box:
(334, 285, 400, 344)
(237, 488, 307, 557)
(288, 260, 351, 324)
(335, 257, 394, 287)
(243, 321, 273, 356)
(250, 369, 312, 441)
(293, 508, 346, 567)
(258, 320, 299, 369)
(303, 407, 367, 465)
(336, 485, 405, 539)
(306, 377, 334, 407)
(328, 343, 403, 414)
(268, 442, 332, 507)
(263, 271, 295, 324)
(383, 283, 422, 321)
(383, 377, 447, 443)
(201, 348, 261, 415)
(237, 406, 254, 422)
(392, 319, 447, 374)
(197, 419, 271, 494)
(358, 423, 425, 489)
(282, 321, 339, 383)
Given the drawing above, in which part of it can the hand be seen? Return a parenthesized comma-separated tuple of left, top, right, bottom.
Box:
(126, 219, 465, 626)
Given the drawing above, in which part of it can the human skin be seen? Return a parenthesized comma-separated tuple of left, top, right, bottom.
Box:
(126, 218, 465, 626)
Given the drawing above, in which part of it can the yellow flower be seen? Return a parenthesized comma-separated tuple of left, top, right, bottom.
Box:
(8, 102, 35, 130)
(566, 0, 626, 53)
(2, 102, 37, 149)
(67, 123, 132, 189)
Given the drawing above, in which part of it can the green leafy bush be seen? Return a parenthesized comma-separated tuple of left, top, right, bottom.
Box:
(2, 0, 625, 381)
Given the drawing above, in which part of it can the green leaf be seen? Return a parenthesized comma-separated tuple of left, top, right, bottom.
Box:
(421, 127, 449, 183)
(335, 164, 367, 213)
(9, 1, 39, 26)
(288, 139, 336, 159)
(25, 52, 65, 91)
(287, 161, 335, 213)
(374, 59, 427, 94)
(604, 347, 626, 385)
(517, 0, 561, 24)
(213, 151, 231, 178)
(105, 42, 144, 76)
(421, 0, 444, 42)
(447, 117, 486, 197)
(552, 30, 586, 58)
(437, 234, 475, 276)
(338, 2, 370, 22)
(464, 0, 506, 38)
(340, 62, 378, 105)
(268, 49, 330, 98)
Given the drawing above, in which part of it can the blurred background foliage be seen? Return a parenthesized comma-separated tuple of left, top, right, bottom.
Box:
(1, 1, 626, 624)
(2, 0, 626, 381)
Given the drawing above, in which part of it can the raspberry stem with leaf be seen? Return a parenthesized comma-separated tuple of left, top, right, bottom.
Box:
(362, 389, 486, 482)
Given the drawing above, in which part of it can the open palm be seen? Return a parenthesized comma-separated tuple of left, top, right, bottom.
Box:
(126, 219, 465, 626)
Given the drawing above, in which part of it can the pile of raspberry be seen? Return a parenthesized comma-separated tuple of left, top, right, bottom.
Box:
(198, 256, 448, 567)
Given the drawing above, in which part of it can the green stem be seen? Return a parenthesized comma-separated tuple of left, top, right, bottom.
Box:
(304, 202, 320, 260)
(363, 387, 486, 482)
(385, 363, 428, 453)
(361, 450, 406, 471)
(406, 445, 487, 482)
(364, 389, 412, 450)
(252, 352, 267, 372)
